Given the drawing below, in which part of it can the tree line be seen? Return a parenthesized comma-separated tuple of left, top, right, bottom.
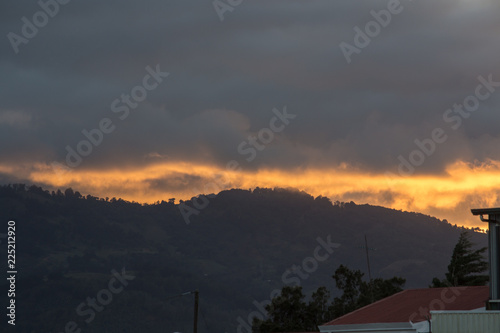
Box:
(252, 231, 488, 332)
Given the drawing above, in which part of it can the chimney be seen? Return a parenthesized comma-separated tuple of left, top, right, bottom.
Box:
(471, 208, 500, 310)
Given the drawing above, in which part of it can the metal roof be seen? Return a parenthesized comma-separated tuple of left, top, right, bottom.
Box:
(321, 286, 489, 326)
(471, 207, 500, 216)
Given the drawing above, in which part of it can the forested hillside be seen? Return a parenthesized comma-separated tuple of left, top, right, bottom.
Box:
(0, 184, 487, 332)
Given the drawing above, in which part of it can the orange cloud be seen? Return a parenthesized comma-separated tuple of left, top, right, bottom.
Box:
(3, 159, 499, 230)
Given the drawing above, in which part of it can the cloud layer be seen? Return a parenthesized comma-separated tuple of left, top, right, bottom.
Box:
(1, 0, 500, 227)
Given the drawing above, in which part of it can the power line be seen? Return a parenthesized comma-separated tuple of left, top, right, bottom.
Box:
(166, 291, 195, 301)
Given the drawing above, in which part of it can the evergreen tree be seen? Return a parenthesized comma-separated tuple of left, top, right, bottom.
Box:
(431, 231, 488, 287)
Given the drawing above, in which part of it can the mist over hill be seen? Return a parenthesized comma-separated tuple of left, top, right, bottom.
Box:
(0, 184, 487, 332)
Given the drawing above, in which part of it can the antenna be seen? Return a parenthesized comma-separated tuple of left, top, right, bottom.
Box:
(356, 235, 376, 303)
(365, 234, 373, 283)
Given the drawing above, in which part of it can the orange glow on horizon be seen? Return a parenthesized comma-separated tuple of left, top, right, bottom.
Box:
(4, 159, 500, 230)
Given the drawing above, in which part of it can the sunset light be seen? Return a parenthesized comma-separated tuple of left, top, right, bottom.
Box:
(2, 1, 500, 331)
(2, 158, 496, 229)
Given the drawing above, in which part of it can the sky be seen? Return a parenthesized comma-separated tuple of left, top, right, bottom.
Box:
(1, 0, 500, 228)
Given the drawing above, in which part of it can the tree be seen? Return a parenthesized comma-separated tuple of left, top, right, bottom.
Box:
(252, 286, 310, 333)
(308, 286, 333, 326)
(331, 265, 405, 317)
(331, 264, 364, 317)
(357, 276, 406, 307)
(252, 286, 336, 332)
(431, 231, 488, 287)
(253, 266, 406, 332)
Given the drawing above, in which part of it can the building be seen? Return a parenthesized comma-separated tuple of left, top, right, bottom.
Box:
(319, 286, 489, 333)
(319, 206, 500, 333)
(430, 310, 500, 333)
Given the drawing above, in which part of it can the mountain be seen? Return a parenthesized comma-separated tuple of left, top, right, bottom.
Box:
(0, 184, 487, 332)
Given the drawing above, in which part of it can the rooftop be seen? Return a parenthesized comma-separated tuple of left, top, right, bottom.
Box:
(323, 286, 489, 326)
(471, 207, 500, 216)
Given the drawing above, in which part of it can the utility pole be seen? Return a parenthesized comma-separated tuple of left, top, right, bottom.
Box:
(169, 290, 200, 332)
(365, 235, 374, 303)
(365, 234, 372, 283)
(193, 290, 199, 333)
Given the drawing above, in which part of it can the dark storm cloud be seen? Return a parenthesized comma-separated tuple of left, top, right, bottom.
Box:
(1, 0, 500, 177)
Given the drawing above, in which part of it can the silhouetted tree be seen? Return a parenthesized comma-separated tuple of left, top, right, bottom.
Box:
(358, 276, 405, 307)
(64, 188, 74, 198)
(431, 231, 488, 287)
(252, 286, 331, 332)
(331, 265, 405, 317)
(253, 265, 405, 332)
(308, 286, 333, 326)
(331, 264, 363, 316)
